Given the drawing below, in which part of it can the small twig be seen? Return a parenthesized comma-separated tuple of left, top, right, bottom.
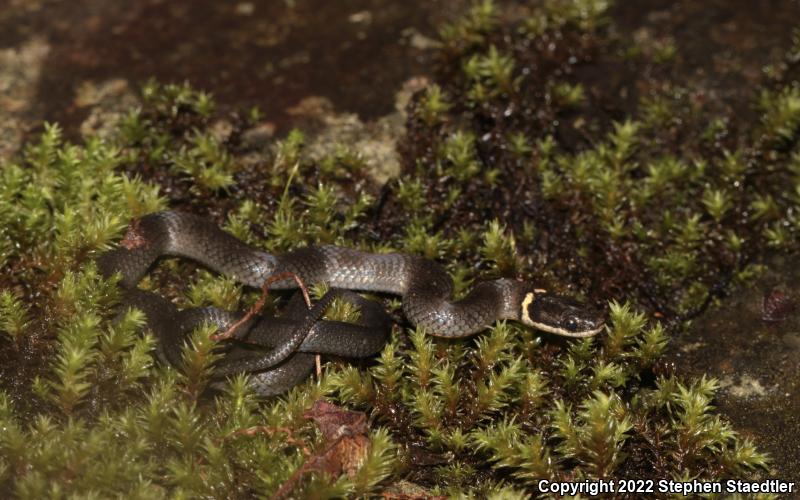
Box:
(224, 426, 311, 455)
(212, 271, 311, 341)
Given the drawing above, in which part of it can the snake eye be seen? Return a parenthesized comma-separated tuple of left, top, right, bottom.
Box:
(564, 317, 579, 331)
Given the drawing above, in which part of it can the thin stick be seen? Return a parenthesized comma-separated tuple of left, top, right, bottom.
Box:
(225, 426, 311, 455)
(212, 271, 312, 341)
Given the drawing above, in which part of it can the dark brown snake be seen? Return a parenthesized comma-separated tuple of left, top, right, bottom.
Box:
(97, 211, 605, 396)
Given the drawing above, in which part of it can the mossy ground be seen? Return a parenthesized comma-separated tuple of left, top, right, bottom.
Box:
(2, 0, 800, 497)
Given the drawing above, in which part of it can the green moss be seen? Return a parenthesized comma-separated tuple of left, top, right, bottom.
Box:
(551, 81, 586, 109)
(171, 130, 236, 192)
(0, 291, 30, 346)
(417, 84, 452, 127)
(439, 0, 498, 48)
(759, 86, 800, 144)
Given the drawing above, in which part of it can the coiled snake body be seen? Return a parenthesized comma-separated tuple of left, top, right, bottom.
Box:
(98, 211, 604, 395)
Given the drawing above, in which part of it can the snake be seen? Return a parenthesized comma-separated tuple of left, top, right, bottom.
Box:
(114, 286, 391, 396)
(97, 211, 605, 395)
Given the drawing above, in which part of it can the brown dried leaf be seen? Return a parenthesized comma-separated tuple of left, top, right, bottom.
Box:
(272, 399, 372, 500)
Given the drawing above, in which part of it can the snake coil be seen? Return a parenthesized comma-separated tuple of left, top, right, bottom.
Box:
(98, 211, 604, 395)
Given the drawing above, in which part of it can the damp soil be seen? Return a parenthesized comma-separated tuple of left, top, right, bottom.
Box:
(1, 0, 796, 140)
(613, 0, 799, 117)
(667, 254, 800, 481)
(0, 0, 457, 141)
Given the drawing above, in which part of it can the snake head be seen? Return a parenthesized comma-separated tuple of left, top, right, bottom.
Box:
(521, 292, 605, 338)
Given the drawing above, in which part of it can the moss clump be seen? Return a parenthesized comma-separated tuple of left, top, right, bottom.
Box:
(0, 122, 395, 498)
(1, 0, 797, 496)
(400, 0, 800, 320)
